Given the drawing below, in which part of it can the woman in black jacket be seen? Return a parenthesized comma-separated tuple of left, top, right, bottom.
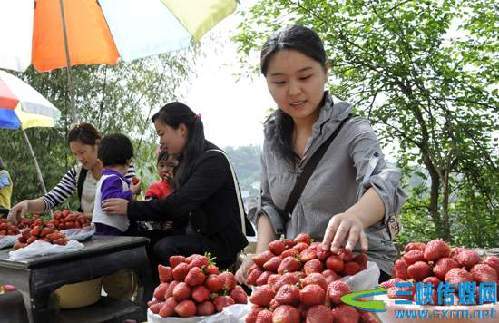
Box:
(103, 102, 249, 269)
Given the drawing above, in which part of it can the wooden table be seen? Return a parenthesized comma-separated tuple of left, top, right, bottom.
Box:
(0, 236, 153, 323)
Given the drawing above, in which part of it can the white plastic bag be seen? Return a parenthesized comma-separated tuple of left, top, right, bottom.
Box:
(62, 224, 95, 241)
(342, 261, 380, 291)
(0, 234, 18, 249)
(147, 304, 250, 323)
(8, 239, 84, 261)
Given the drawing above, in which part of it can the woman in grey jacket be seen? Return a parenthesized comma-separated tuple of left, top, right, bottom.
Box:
(236, 25, 406, 282)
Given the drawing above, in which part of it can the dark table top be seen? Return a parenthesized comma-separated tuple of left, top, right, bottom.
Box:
(0, 236, 149, 270)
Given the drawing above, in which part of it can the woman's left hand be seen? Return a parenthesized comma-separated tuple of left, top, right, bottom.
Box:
(102, 198, 129, 216)
(322, 212, 368, 253)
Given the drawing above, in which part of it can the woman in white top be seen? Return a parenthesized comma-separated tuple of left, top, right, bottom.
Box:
(8, 123, 139, 221)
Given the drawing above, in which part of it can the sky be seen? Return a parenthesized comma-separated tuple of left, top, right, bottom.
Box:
(178, 0, 274, 148)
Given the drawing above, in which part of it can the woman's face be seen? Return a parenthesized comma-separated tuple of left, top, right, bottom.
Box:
(69, 140, 99, 170)
(154, 120, 187, 155)
(266, 49, 328, 123)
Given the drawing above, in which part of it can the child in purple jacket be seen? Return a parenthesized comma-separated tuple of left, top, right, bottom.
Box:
(92, 133, 140, 235)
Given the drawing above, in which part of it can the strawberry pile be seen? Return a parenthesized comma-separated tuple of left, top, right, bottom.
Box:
(147, 254, 248, 318)
(381, 239, 499, 305)
(14, 222, 68, 249)
(245, 233, 378, 323)
(48, 209, 91, 230)
(0, 219, 20, 236)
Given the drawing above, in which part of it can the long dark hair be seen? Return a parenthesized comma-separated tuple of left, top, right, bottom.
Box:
(152, 102, 205, 189)
(261, 25, 328, 166)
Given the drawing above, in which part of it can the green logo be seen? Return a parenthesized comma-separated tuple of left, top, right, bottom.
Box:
(341, 288, 387, 312)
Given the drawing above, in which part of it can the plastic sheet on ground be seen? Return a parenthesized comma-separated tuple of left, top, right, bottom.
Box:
(0, 234, 18, 249)
(147, 304, 250, 323)
(8, 239, 84, 261)
(61, 224, 95, 241)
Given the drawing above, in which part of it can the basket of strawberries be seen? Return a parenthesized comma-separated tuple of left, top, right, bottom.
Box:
(147, 253, 250, 322)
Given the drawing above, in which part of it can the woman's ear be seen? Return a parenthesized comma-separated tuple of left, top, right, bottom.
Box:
(179, 123, 188, 137)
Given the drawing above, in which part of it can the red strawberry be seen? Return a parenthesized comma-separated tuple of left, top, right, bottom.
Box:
(158, 297, 177, 318)
(299, 248, 318, 262)
(379, 278, 402, 289)
(353, 253, 368, 269)
(263, 257, 281, 272)
(337, 249, 353, 261)
(422, 276, 440, 288)
(294, 233, 311, 244)
(326, 255, 344, 273)
(197, 300, 215, 316)
(205, 274, 224, 292)
(246, 306, 261, 323)
(404, 242, 426, 252)
(283, 239, 297, 248)
(192, 285, 210, 302)
(301, 272, 328, 291)
(189, 254, 210, 269)
(407, 261, 432, 281)
(281, 248, 299, 259)
(267, 274, 281, 288)
(185, 266, 206, 286)
(253, 250, 275, 268)
(256, 309, 273, 323)
(174, 299, 197, 317)
(403, 250, 425, 266)
(164, 280, 179, 299)
(213, 295, 235, 312)
(306, 305, 333, 323)
(450, 247, 465, 258)
(299, 284, 326, 306)
(278, 256, 301, 274)
(269, 240, 287, 256)
(153, 282, 169, 301)
(172, 262, 190, 281)
(272, 305, 301, 323)
(317, 248, 331, 261)
(455, 250, 481, 269)
(327, 280, 351, 304)
(274, 273, 299, 292)
(247, 268, 263, 286)
(169, 255, 186, 268)
(471, 263, 498, 282)
(322, 269, 340, 283)
(149, 301, 165, 314)
(343, 261, 361, 276)
(147, 298, 159, 307)
(293, 242, 309, 253)
(483, 256, 499, 275)
(269, 298, 280, 311)
(172, 282, 191, 302)
(433, 258, 459, 280)
(394, 258, 408, 279)
(220, 271, 237, 291)
(303, 259, 323, 275)
(205, 264, 220, 275)
(275, 284, 300, 306)
(330, 304, 359, 323)
(249, 285, 275, 307)
(424, 239, 450, 261)
(445, 268, 474, 284)
(158, 265, 172, 282)
(230, 285, 248, 304)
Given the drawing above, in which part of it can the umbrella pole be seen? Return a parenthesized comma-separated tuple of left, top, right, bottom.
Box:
(21, 129, 47, 195)
(59, 0, 77, 124)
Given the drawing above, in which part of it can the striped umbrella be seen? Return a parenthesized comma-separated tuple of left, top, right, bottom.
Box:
(0, 0, 236, 120)
(0, 70, 62, 193)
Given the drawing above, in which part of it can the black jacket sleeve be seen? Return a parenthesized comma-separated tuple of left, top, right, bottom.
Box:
(127, 151, 230, 222)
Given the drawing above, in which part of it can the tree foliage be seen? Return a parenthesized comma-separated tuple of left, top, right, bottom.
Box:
(1, 51, 194, 209)
(235, 0, 498, 246)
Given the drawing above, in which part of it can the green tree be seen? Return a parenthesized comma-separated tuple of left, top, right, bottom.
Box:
(1, 51, 194, 209)
(235, 0, 498, 246)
